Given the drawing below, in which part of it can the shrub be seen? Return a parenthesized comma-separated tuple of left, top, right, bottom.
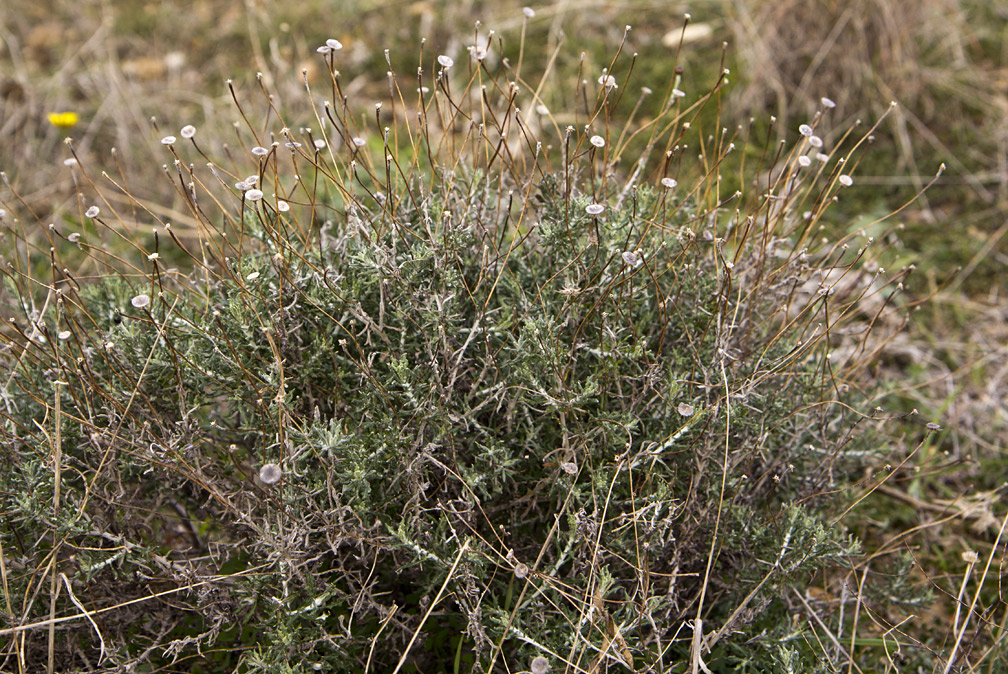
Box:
(0, 18, 922, 674)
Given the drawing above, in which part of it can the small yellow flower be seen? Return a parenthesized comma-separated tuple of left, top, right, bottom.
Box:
(47, 112, 79, 129)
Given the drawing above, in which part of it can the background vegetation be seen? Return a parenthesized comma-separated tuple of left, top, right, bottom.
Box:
(0, 0, 1005, 672)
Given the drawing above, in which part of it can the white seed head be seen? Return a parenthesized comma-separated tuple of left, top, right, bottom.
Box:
(799, 124, 813, 137)
(531, 656, 550, 674)
(68, 232, 81, 243)
(523, 6, 535, 18)
(277, 200, 290, 212)
(244, 175, 259, 185)
(85, 206, 100, 218)
(235, 180, 251, 190)
(259, 462, 283, 485)
(313, 138, 327, 149)
(63, 158, 78, 167)
(57, 330, 71, 340)
(251, 146, 269, 156)
(515, 563, 529, 579)
(661, 177, 678, 188)
(316, 46, 331, 54)
(672, 88, 686, 98)
(816, 152, 830, 162)
(438, 55, 454, 68)
(161, 135, 176, 145)
(821, 96, 836, 109)
(561, 461, 577, 475)
(585, 203, 605, 215)
(598, 74, 618, 89)
(589, 135, 605, 148)
(326, 38, 343, 50)
(621, 250, 640, 267)
(352, 137, 367, 147)
(962, 550, 979, 564)
(131, 294, 151, 309)
(838, 174, 853, 187)
(246, 271, 260, 281)
(678, 402, 694, 416)
(180, 125, 196, 139)
(798, 155, 811, 167)
(809, 135, 823, 148)
(245, 188, 264, 201)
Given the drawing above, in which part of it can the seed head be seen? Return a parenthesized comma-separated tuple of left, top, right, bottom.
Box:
(85, 206, 100, 218)
(438, 55, 454, 68)
(677, 402, 694, 416)
(131, 294, 151, 309)
(514, 563, 529, 578)
(326, 38, 343, 50)
(531, 656, 549, 674)
(621, 250, 641, 267)
(589, 135, 605, 148)
(245, 189, 264, 201)
(661, 177, 677, 189)
(251, 146, 269, 156)
(63, 158, 78, 167)
(57, 330, 71, 340)
(838, 175, 853, 187)
(671, 88, 686, 98)
(585, 203, 605, 215)
(798, 155, 811, 167)
(180, 125, 196, 139)
(277, 200, 290, 212)
(523, 6, 535, 18)
(259, 462, 283, 485)
(809, 135, 823, 148)
(161, 135, 176, 145)
(798, 124, 813, 137)
(821, 96, 836, 109)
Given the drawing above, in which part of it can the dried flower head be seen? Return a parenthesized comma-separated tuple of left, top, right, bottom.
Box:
(809, 135, 823, 148)
(352, 137, 367, 147)
(63, 158, 78, 167)
(259, 462, 282, 485)
(585, 203, 605, 215)
(180, 125, 196, 139)
(277, 200, 290, 212)
(523, 6, 535, 18)
(589, 135, 606, 148)
(161, 135, 177, 145)
(245, 189, 264, 201)
(438, 55, 454, 68)
(661, 177, 678, 189)
(798, 124, 813, 137)
(57, 330, 71, 340)
(531, 656, 550, 674)
(68, 232, 81, 243)
(85, 206, 100, 218)
(131, 294, 151, 309)
(560, 461, 578, 475)
(598, 74, 617, 89)
(838, 174, 853, 187)
(798, 155, 811, 167)
(671, 88, 686, 98)
(821, 96, 836, 109)
(514, 563, 529, 579)
(326, 38, 343, 50)
(251, 146, 270, 156)
(621, 250, 641, 267)
(677, 402, 694, 416)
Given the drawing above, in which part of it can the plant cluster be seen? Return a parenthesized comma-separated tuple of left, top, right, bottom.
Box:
(0, 15, 926, 673)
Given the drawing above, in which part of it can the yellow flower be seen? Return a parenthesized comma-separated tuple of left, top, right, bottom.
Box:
(47, 112, 79, 129)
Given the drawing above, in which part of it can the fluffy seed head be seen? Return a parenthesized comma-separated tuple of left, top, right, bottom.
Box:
(85, 206, 100, 218)
(180, 125, 196, 139)
(821, 96, 836, 109)
(131, 294, 150, 309)
(277, 200, 290, 212)
(661, 177, 677, 189)
(585, 203, 605, 215)
(838, 174, 853, 187)
(438, 55, 454, 68)
(809, 135, 823, 148)
(515, 563, 529, 578)
(799, 124, 813, 137)
(63, 158, 78, 167)
(259, 463, 282, 485)
(245, 188, 264, 201)
(161, 135, 176, 145)
(589, 135, 605, 148)
(523, 6, 535, 18)
(798, 155, 811, 167)
(531, 656, 550, 674)
(326, 38, 343, 50)
(251, 146, 269, 156)
(677, 402, 694, 416)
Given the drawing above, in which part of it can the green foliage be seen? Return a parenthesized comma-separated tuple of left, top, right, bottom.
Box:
(0, 21, 922, 673)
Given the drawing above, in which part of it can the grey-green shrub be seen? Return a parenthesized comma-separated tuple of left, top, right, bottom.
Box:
(0, 26, 920, 674)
